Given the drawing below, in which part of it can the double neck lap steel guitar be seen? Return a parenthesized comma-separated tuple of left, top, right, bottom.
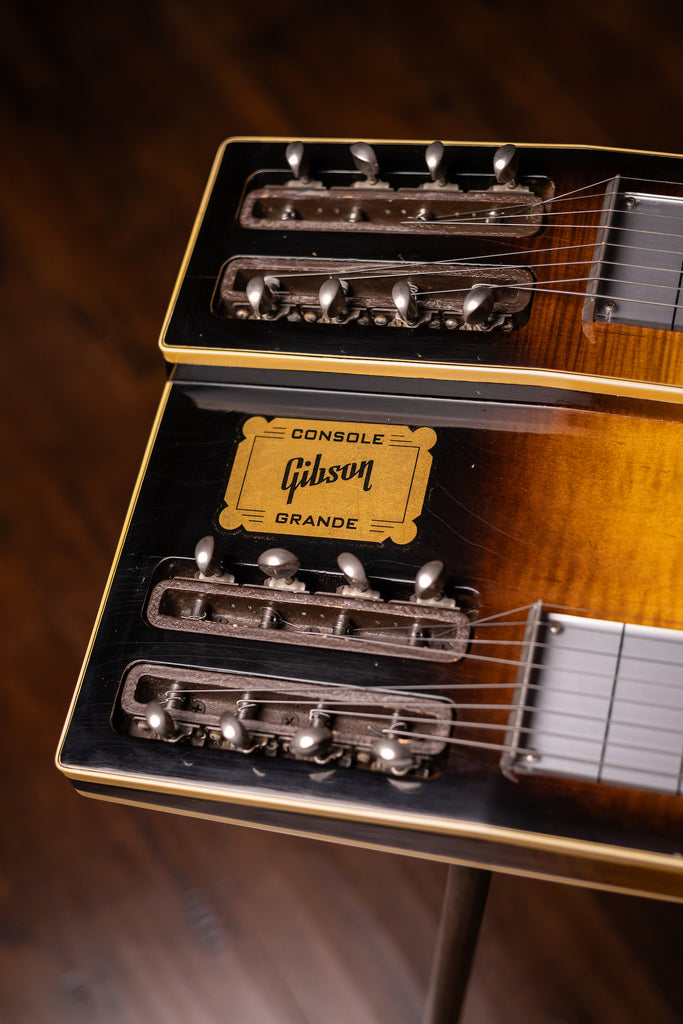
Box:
(57, 139, 683, 901)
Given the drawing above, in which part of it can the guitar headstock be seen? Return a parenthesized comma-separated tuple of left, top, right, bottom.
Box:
(160, 137, 683, 403)
(58, 138, 683, 901)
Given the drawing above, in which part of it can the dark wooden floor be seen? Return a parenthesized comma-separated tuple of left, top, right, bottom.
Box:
(1, 1, 682, 1021)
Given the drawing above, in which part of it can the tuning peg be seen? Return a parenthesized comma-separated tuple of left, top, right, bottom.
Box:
(493, 143, 519, 187)
(290, 723, 334, 758)
(412, 560, 456, 609)
(144, 700, 176, 739)
(350, 141, 379, 182)
(336, 552, 381, 600)
(285, 141, 309, 182)
(319, 277, 348, 320)
(349, 142, 389, 188)
(462, 284, 495, 327)
(370, 736, 415, 773)
(258, 547, 306, 592)
(246, 275, 280, 317)
(194, 535, 235, 583)
(219, 711, 253, 750)
(392, 281, 419, 325)
(425, 141, 447, 186)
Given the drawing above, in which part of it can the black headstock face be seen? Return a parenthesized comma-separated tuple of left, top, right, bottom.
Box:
(58, 139, 683, 899)
(160, 138, 683, 401)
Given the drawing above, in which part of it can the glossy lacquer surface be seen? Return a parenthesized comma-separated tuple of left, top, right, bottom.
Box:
(159, 140, 683, 400)
(58, 378, 683, 899)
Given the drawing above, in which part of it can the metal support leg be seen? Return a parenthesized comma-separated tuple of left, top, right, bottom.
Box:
(421, 865, 491, 1024)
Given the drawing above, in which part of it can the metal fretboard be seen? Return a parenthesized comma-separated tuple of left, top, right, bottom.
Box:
(501, 602, 683, 795)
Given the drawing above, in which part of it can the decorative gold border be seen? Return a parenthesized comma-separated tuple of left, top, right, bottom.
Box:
(158, 137, 683, 404)
(55, 373, 683, 893)
(60, 756, 683, 892)
(79, 790, 683, 904)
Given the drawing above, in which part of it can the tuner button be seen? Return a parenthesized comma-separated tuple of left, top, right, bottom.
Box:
(462, 284, 495, 327)
(194, 535, 235, 584)
(425, 141, 447, 185)
(370, 736, 414, 772)
(145, 700, 176, 739)
(195, 535, 221, 577)
(219, 712, 252, 750)
(337, 552, 370, 592)
(336, 551, 381, 600)
(350, 142, 380, 184)
(319, 277, 348, 319)
(246, 275, 280, 317)
(258, 547, 303, 589)
(290, 724, 334, 758)
(258, 547, 299, 581)
(392, 281, 419, 325)
(493, 143, 519, 187)
(414, 560, 447, 602)
(285, 141, 309, 182)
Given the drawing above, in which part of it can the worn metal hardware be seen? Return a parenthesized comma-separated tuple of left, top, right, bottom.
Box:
(146, 577, 471, 661)
(257, 547, 307, 592)
(335, 551, 381, 601)
(215, 257, 534, 331)
(411, 560, 457, 608)
(239, 182, 545, 235)
(501, 603, 683, 796)
(116, 664, 455, 778)
(583, 186, 683, 331)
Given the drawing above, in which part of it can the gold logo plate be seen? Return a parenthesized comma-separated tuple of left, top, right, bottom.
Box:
(219, 417, 436, 544)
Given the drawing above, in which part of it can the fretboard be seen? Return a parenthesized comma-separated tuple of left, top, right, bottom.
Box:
(502, 603, 683, 795)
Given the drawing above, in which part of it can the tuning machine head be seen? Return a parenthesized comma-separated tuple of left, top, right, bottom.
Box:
(392, 280, 420, 325)
(194, 535, 235, 583)
(246, 275, 281, 318)
(350, 142, 390, 189)
(336, 552, 381, 600)
(462, 284, 496, 328)
(258, 548, 307, 592)
(412, 560, 457, 608)
(285, 141, 309, 182)
(319, 276, 349, 321)
(492, 144, 529, 192)
(285, 141, 324, 189)
(144, 700, 176, 739)
(370, 736, 415, 774)
(289, 723, 334, 760)
(422, 141, 460, 190)
(220, 711, 253, 751)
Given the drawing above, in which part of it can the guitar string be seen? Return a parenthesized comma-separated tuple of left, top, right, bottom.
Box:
(164, 694, 682, 761)
(152, 689, 682, 771)
(241, 169, 683, 286)
(416, 198, 683, 226)
(235, 174, 683, 285)
(241, 698, 683, 745)
(174, 592, 683, 688)
(188, 599, 683, 682)
(161, 677, 682, 718)
(244, 257, 683, 312)
(386, 731, 680, 781)
(410, 202, 683, 228)
(418, 275, 682, 301)
(414, 281, 683, 310)
(268, 259, 683, 296)
(396, 173, 682, 223)
(278, 173, 674, 226)
(161, 668, 683, 717)
(246, 240, 683, 286)
(397, 217, 683, 245)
